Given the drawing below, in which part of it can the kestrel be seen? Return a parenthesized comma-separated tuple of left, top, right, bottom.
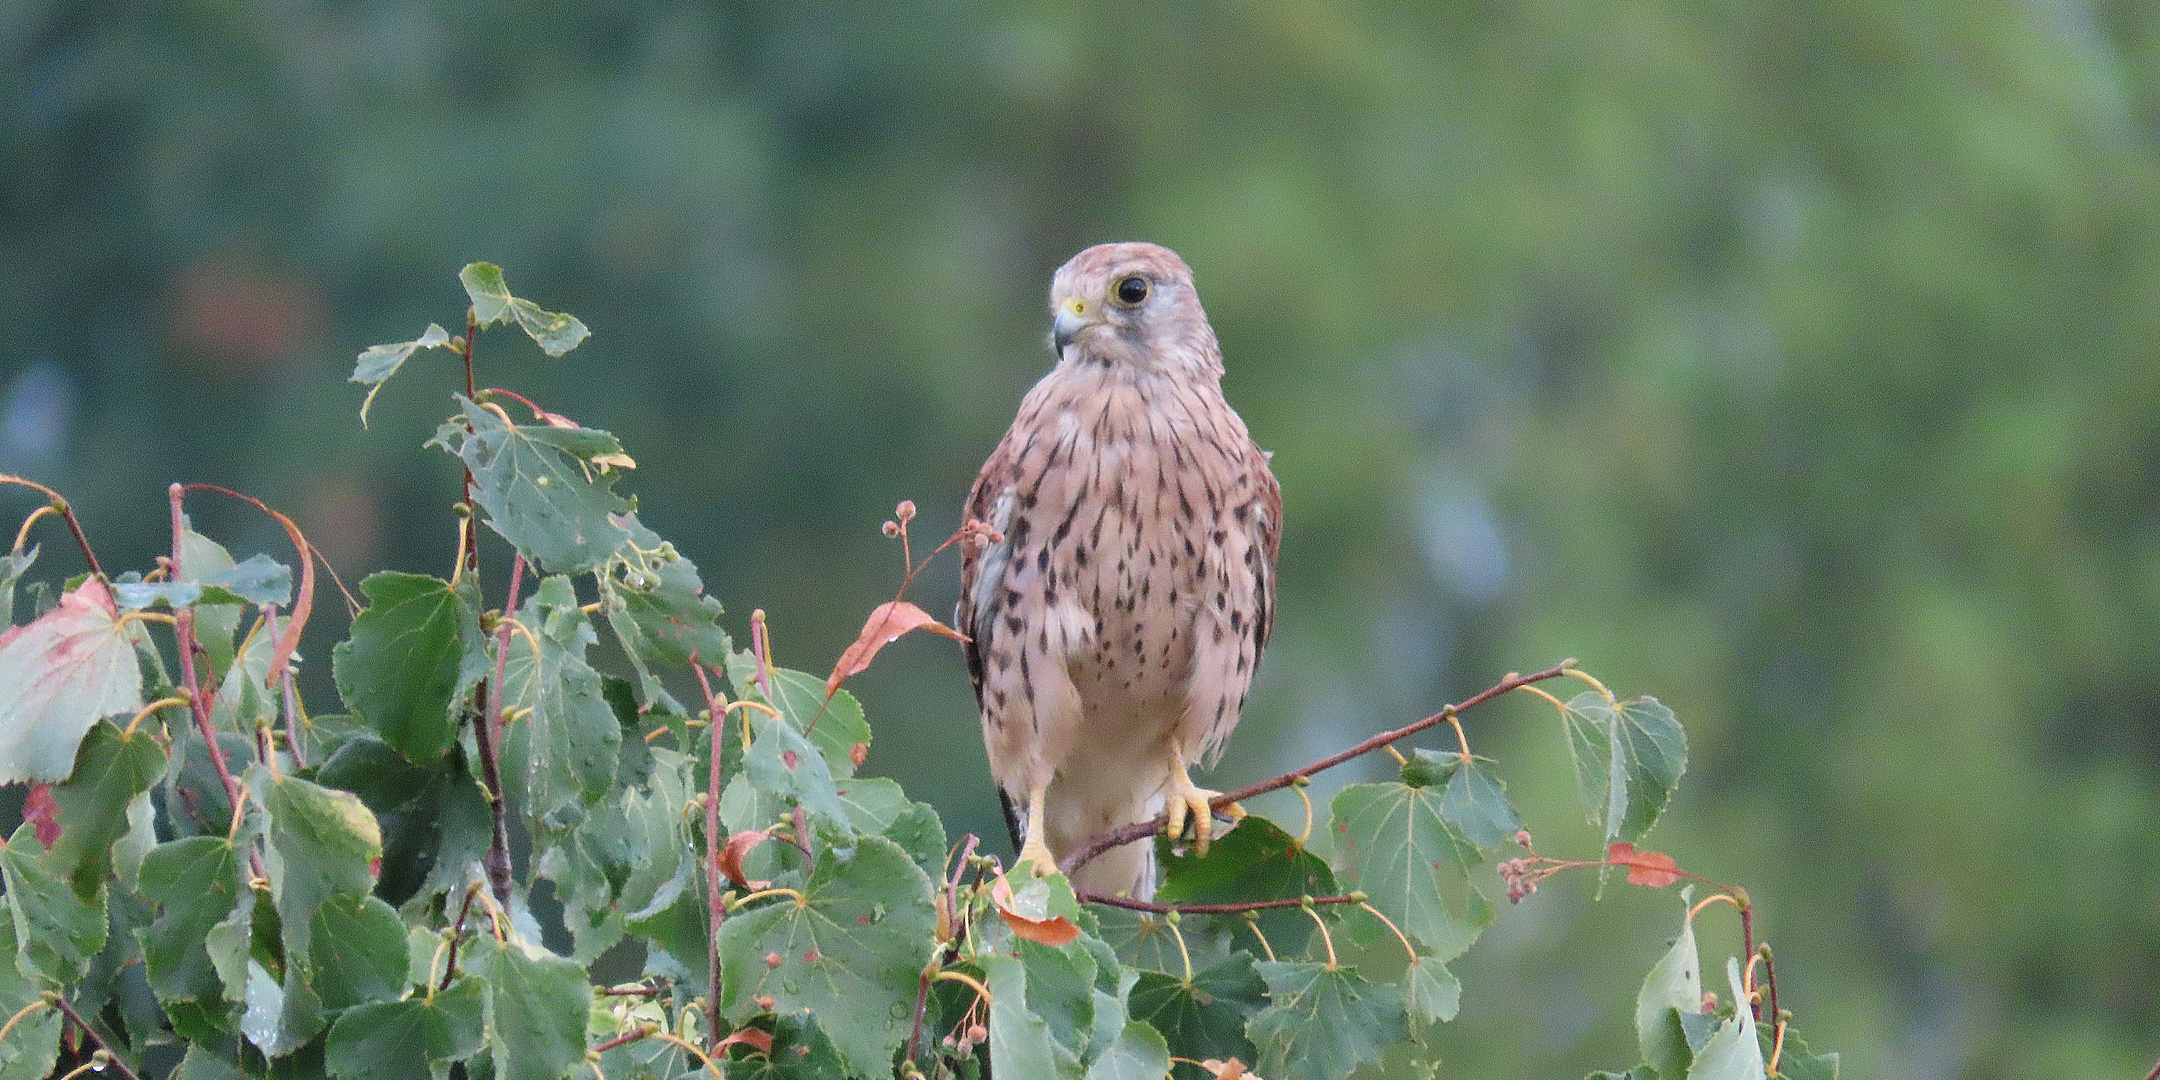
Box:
(959, 242, 1281, 899)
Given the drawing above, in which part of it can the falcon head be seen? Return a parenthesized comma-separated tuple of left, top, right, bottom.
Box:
(1048, 242, 1221, 375)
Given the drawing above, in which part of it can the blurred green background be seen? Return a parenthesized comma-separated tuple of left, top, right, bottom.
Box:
(6, 2, 2159, 1076)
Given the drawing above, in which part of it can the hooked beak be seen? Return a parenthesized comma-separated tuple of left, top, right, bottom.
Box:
(1052, 299, 1091, 352)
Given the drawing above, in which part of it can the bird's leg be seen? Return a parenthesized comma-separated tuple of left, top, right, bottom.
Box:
(1161, 747, 1244, 857)
(1015, 781, 1058, 877)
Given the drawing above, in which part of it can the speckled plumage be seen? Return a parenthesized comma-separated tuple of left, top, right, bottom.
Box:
(959, 242, 1281, 898)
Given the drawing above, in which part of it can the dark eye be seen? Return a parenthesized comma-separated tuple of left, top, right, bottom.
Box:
(1113, 276, 1149, 306)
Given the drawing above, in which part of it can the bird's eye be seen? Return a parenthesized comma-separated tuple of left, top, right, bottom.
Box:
(1112, 276, 1149, 306)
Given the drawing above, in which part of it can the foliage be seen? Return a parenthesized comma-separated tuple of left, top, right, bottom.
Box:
(0, 269, 1843, 1079)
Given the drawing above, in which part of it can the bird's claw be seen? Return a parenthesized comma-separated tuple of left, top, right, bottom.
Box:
(1016, 839, 1059, 878)
(1162, 781, 1243, 858)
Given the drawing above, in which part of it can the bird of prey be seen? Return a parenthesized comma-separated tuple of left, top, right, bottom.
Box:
(959, 242, 1281, 899)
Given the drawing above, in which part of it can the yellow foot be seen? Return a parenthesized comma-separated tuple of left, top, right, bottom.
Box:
(1162, 777, 1245, 858)
(1015, 839, 1059, 878)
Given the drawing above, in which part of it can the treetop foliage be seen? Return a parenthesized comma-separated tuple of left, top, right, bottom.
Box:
(0, 267, 1838, 1080)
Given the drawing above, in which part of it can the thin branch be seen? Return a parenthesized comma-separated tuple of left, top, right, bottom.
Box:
(0, 475, 103, 579)
(440, 884, 481, 991)
(690, 657, 728, 1053)
(1076, 891, 1363, 915)
(51, 994, 143, 1080)
(167, 485, 241, 814)
(474, 551, 526, 904)
(1062, 664, 1573, 875)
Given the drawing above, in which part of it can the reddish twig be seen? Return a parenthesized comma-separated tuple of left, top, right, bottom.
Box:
(2145, 1055, 2159, 1080)
(0, 475, 103, 579)
(1061, 664, 1574, 875)
(167, 485, 241, 814)
(50, 994, 142, 1080)
(1077, 891, 1364, 915)
(440, 884, 480, 991)
(691, 656, 728, 1053)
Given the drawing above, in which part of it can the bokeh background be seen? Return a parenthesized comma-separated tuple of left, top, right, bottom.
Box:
(7, 2, 2160, 1077)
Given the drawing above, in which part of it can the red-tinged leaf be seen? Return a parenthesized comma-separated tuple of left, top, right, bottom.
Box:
(719, 830, 775, 890)
(715, 1027, 774, 1054)
(989, 874, 1080, 947)
(0, 577, 144, 784)
(825, 601, 967, 697)
(1606, 841, 1684, 889)
(24, 784, 60, 849)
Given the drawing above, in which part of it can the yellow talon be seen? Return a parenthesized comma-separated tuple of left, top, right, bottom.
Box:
(1162, 756, 1240, 857)
(1016, 839, 1058, 878)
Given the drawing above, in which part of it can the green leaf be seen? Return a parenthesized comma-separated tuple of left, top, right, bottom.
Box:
(325, 976, 485, 1080)
(1402, 957, 1462, 1028)
(1245, 960, 1406, 1080)
(333, 572, 481, 762)
(432, 397, 633, 575)
(501, 575, 621, 819)
(137, 836, 244, 1037)
(1155, 815, 1336, 957)
(459, 264, 589, 356)
(0, 823, 106, 985)
(1687, 959, 1766, 1080)
(1128, 955, 1266, 1079)
(310, 894, 410, 1009)
(460, 264, 513, 325)
(177, 524, 243, 677)
(1408, 748, 1524, 850)
(0, 916, 60, 1080)
(725, 655, 871, 779)
(483, 941, 593, 1080)
(601, 516, 728, 711)
(352, 323, 453, 427)
(200, 554, 296, 608)
(1761, 1027, 1839, 1080)
(1084, 1017, 1171, 1080)
(718, 835, 937, 1075)
(743, 711, 852, 841)
(1329, 781, 1491, 960)
(0, 547, 33, 628)
(1561, 692, 1688, 848)
(1016, 938, 1097, 1059)
(38, 721, 165, 897)
(0, 577, 144, 784)
(260, 771, 384, 965)
(985, 952, 1085, 1079)
(1638, 896, 1704, 1077)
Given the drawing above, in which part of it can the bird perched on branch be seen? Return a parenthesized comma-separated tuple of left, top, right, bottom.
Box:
(959, 242, 1281, 899)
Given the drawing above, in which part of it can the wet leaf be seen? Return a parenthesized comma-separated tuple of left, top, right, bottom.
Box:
(431, 396, 633, 574)
(37, 720, 165, 897)
(332, 572, 480, 762)
(718, 835, 937, 1075)
(1329, 782, 1490, 960)
(1245, 960, 1404, 1080)
(500, 575, 620, 819)
(460, 263, 590, 356)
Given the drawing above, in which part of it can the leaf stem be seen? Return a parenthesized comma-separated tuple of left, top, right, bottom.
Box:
(10, 503, 57, 554)
(0, 475, 103, 579)
(1356, 902, 1420, 965)
(440, 883, 481, 990)
(0, 999, 49, 1048)
(1062, 663, 1573, 875)
(1303, 903, 1338, 969)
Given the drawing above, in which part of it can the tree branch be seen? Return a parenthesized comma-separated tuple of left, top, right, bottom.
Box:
(1076, 891, 1363, 915)
(0, 475, 104, 579)
(1060, 663, 1573, 876)
(51, 994, 142, 1080)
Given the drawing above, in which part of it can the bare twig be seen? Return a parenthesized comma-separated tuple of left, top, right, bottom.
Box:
(1062, 664, 1573, 875)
